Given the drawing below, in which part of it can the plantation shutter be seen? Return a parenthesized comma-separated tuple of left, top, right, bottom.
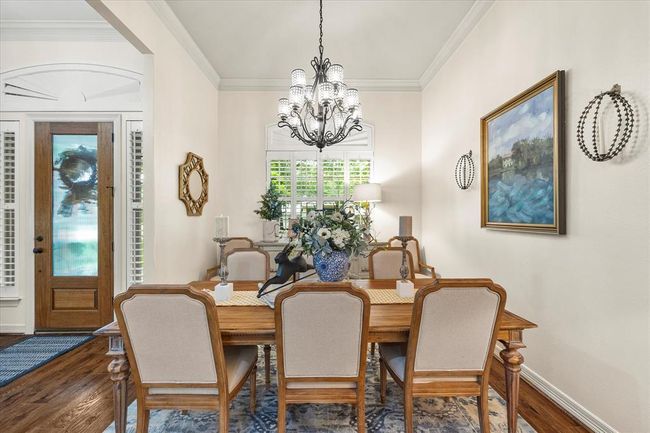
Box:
(348, 157, 372, 193)
(322, 156, 346, 198)
(126, 121, 144, 286)
(0, 122, 18, 296)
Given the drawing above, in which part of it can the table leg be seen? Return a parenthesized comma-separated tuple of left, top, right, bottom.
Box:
(107, 336, 130, 433)
(499, 340, 525, 433)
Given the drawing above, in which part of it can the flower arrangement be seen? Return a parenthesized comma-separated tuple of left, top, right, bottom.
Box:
(289, 202, 372, 259)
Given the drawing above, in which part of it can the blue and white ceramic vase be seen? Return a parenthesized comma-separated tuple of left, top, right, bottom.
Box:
(313, 250, 350, 282)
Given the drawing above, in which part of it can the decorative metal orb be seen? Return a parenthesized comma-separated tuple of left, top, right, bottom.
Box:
(455, 150, 475, 190)
(577, 84, 634, 162)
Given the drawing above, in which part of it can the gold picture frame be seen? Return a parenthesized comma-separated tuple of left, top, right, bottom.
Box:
(481, 71, 565, 234)
(179, 152, 208, 216)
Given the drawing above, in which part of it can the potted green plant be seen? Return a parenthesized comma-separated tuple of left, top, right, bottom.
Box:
(254, 183, 284, 242)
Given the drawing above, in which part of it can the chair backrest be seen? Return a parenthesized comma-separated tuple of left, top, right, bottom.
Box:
(388, 237, 422, 273)
(224, 247, 270, 281)
(224, 237, 254, 256)
(275, 282, 370, 385)
(405, 279, 506, 382)
(114, 285, 228, 394)
(368, 247, 415, 279)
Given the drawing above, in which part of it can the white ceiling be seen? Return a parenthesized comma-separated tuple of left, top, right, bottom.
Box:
(0, 1, 104, 21)
(166, 0, 476, 83)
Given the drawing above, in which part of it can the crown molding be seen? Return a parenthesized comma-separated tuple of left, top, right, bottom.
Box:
(418, 0, 494, 89)
(146, 0, 220, 89)
(0, 20, 123, 42)
(219, 78, 421, 92)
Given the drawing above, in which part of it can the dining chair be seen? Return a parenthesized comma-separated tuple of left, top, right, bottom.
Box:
(206, 237, 255, 279)
(275, 282, 371, 433)
(378, 279, 507, 433)
(114, 285, 258, 433)
(388, 236, 436, 277)
(211, 246, 273, 385)
(368, 247, 415, 280)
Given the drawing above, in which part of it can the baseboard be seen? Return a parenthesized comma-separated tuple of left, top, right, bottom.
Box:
(519, 364, 618, 433)
(493, 345, 617, 433)
(0, 323, 26, 333)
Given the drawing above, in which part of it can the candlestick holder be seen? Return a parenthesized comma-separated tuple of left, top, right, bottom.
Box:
(396, 235, 414, 282)
(213, 237, 232, 286)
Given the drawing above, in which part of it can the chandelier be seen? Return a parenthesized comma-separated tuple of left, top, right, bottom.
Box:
(277, 0, 363, 151)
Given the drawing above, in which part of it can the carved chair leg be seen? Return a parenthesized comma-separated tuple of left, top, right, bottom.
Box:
(379, 358, 387, 404)
(277, 389, 287, 433)
(477, 380, 490, 433)
(219, 396, 229, 433)
(136, 403, 149, 433)
(357, 386, 366, 433)
(370, 343, 376, 357)
(403, 391, 414, 433)
(250, 365, 257, 413)
(264, 345, 271, 385)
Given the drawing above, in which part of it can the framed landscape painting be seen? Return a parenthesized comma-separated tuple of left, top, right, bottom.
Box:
(481, 71, 565, 234)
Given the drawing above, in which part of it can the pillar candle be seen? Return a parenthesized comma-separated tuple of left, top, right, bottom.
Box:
(399, 216, 412, 237)
(215, 215, 229, 238)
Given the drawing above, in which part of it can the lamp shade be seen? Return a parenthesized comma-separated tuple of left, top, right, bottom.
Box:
(352, 183, 382, 202)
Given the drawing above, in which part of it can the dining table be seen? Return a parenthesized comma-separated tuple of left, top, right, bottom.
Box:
(95, 278, 537, 433)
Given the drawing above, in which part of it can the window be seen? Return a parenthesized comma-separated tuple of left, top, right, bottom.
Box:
(267, 151, 373, 230)
(0, 122, 18, 297)
(126, 121, 144, 286)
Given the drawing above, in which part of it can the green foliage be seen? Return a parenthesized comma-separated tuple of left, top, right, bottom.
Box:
(254, 183, 284, 221)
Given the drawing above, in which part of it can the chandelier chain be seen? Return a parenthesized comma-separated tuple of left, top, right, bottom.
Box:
(318, 0, 324, 60)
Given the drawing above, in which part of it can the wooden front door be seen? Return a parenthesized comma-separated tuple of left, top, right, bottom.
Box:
(34, 122, 113, 330)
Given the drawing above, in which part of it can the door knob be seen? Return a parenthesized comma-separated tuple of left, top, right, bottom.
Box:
(33, 247, 44, 254)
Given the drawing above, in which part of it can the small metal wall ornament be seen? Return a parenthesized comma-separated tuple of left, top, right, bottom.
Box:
(455, 150, 475, 190)
(577, 84, 634, 162)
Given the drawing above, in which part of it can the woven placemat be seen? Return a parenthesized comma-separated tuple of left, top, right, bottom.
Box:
(207, 288, 414, 307)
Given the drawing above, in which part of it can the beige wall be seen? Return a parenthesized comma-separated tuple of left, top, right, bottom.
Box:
(98, 0, 220, 283)
(217, 90, 422, 242)
(420, 1, 649, 432)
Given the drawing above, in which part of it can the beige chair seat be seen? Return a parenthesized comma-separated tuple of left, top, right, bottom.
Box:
(149, 345, 257, 394)
(379, 343, 477, 383)
(414, 273, 430, 279)
(287, 381, 357, 389)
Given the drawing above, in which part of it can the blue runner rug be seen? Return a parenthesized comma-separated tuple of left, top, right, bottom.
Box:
(0, 335, 93, 387)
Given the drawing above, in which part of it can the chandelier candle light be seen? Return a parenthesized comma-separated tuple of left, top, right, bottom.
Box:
(213, 215, 233, 301)
(277, 0, 363, 151)
(396, 216, 415, 297)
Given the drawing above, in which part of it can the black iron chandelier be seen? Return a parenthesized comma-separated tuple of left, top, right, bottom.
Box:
(277, 0, 363, 151)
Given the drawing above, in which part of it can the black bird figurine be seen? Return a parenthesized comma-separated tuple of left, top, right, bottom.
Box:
(257, 243, 314, 298)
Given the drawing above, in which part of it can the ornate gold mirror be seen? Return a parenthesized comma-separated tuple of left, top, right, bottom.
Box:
(179, 152, 208, 216)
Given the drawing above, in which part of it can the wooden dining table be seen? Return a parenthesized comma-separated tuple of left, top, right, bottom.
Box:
(95, 278, 536, 433)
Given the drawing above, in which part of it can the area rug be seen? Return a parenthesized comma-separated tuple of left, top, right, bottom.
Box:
(104, 348, 536, 433)
(0, 335, 94, 387)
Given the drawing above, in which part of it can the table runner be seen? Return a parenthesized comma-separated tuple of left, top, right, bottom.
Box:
(207, 288, 414, 307)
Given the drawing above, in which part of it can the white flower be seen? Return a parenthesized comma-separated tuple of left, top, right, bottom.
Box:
(332, 228, 350, 241)
(307, 211, 317, 221)
(330, 212, 343, 222)
(317, 227, 332, 239)
(334, 238, 346, 248)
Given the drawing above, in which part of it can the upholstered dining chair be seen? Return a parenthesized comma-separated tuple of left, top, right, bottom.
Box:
(211, 246, 272, 385)
(114, 285, 258, 433)
(205, 237, 255, 279)
(275, 282, 371, 433)
(388, 237, 436, 278)
(368, 247, 415, 280)
(378, 279, 507, 433)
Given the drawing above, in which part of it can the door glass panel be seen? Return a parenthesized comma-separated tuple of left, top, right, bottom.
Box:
(52, 135, 98, 276)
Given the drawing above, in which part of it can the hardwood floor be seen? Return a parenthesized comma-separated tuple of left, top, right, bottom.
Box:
(0, 335, 589, 433)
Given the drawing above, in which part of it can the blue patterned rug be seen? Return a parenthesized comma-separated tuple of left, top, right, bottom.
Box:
(105, 348, 536, 433)
(0, 335, 94, 387)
